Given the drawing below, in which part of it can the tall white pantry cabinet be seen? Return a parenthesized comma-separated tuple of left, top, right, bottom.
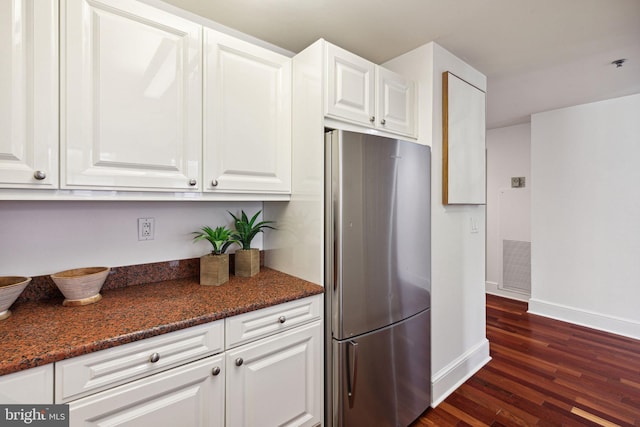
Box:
(0, 0, 59, 189)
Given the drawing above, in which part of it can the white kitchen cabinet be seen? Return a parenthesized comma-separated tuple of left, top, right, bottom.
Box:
(204, 29, 291, 194)
(0, 0, 58, 189)
(0, 365, 54, 404)
(4, 296, 322, 425)
(226, 320, 322, 427)
(61, 0, 202, 192)
(325, 43, 376, 127)
(325, 41, 416, 137)
(377, 66, 417, 137)
(55, 321, 224, 403)
(68, 354, 224, 427)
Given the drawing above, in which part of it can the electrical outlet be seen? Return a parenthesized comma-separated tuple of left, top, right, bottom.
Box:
(138, 218, 154, 241)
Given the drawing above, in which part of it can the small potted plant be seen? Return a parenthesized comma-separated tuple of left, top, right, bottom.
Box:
(229, 210, 275, 277)
(192, 226, 238, 286)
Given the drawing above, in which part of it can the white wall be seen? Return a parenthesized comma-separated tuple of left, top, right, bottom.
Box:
(385, 42, 490, 406)
(0, 200, 262, 277)
(486, 123, 531, 301)
(530, 93, 640, 339)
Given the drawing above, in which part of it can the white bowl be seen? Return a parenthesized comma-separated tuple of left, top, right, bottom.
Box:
(0, 276, 31, 320)
(51, 267, 110, 306)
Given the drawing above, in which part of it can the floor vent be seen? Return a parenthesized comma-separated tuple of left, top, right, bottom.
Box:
(501, 240, 531, 294)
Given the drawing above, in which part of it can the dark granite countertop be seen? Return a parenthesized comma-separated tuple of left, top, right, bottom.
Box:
(0, 268, 323, 376)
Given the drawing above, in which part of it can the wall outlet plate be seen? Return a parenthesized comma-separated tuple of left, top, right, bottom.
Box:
(138, 218, 155, 241)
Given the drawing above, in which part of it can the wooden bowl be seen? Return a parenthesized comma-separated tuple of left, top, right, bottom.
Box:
(50, 267, 110, 306)
(0, 276, 31, 320)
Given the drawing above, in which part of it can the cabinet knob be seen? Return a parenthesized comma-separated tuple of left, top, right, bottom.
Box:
(235, 358, 244, 367)
(380, 119, 386, 125)
(34, 170, 46, 180)
(278, 316, 286, 324)
(188, 179, 197, 186)
(369, 116, 375, 123)
(149, 352, 160, 363)
(211, 179, 219, 187)
(211, 366, 221, 376)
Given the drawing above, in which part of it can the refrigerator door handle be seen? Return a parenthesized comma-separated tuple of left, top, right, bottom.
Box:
(346, 340, 359, 408)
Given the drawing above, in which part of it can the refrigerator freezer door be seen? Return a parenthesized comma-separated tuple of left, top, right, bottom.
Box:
(333, 309, 430, 427)
(329, 131, 431, 339)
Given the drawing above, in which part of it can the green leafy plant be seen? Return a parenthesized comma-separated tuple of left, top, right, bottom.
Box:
(192, 226, 239, 255)
(229, 210, 276, 250)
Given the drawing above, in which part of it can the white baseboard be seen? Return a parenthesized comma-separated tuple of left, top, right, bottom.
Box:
(431, 339, 491, 407)
(528, 298, 640, 340)
(485, 281, 529, 302)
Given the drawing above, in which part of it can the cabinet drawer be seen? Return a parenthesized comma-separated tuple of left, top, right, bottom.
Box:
(55, 321, 224, 403)
(226, 295, 321, 349)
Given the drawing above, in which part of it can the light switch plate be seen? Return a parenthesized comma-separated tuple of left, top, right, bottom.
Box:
(511, 177, 526, 188)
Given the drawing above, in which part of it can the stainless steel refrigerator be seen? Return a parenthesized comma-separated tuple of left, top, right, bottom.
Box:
(325, 130, 431, 427)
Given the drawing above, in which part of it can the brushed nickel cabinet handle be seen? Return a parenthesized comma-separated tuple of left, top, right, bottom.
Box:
(34, 171, 46, 180)
(235, 357, 244, 366)
(149, 352, 160, 363)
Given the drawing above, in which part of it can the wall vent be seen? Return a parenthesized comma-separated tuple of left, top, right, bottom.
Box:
(501, 240, 531, 294)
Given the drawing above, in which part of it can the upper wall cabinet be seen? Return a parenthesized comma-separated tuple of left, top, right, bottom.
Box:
(0, 0, 58, 189)
(325, 44, 375, 126)
(204, 29, 291, 194)
(377, 67, 417, 137)
(325, 43, 416, 138)
(61, 0, 202, 192)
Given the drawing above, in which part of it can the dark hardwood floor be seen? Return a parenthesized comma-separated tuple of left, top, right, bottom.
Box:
(411, 294, 640, 426)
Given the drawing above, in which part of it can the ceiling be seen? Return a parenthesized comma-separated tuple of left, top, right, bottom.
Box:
(161, 0, 640, 129)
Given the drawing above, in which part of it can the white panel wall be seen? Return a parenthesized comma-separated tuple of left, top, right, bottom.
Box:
(0, 201, 261, 277)
(263, 41, 324, 285)
(385, 43, 490, 406)
(530, 93, 640, 339)
(486, 123, 531, 301)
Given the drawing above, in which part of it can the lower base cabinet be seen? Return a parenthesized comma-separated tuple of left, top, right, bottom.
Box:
(0, 365, 53, 404)
(226, 320, 322, 427)
(68, 354, 224, 427)
(0, 296, 323, 427)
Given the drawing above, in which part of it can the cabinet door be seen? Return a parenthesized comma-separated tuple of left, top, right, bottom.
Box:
(226, 321, 322, 427)
(204, 29, 291, 193)
(62, 0, 202, 192)
(377, 67, 417, 137)
(325, 43, 376, 126)
(0, 365, 54, 404)
(69, 355, 224, 427)
(0, 0, 58, 188)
